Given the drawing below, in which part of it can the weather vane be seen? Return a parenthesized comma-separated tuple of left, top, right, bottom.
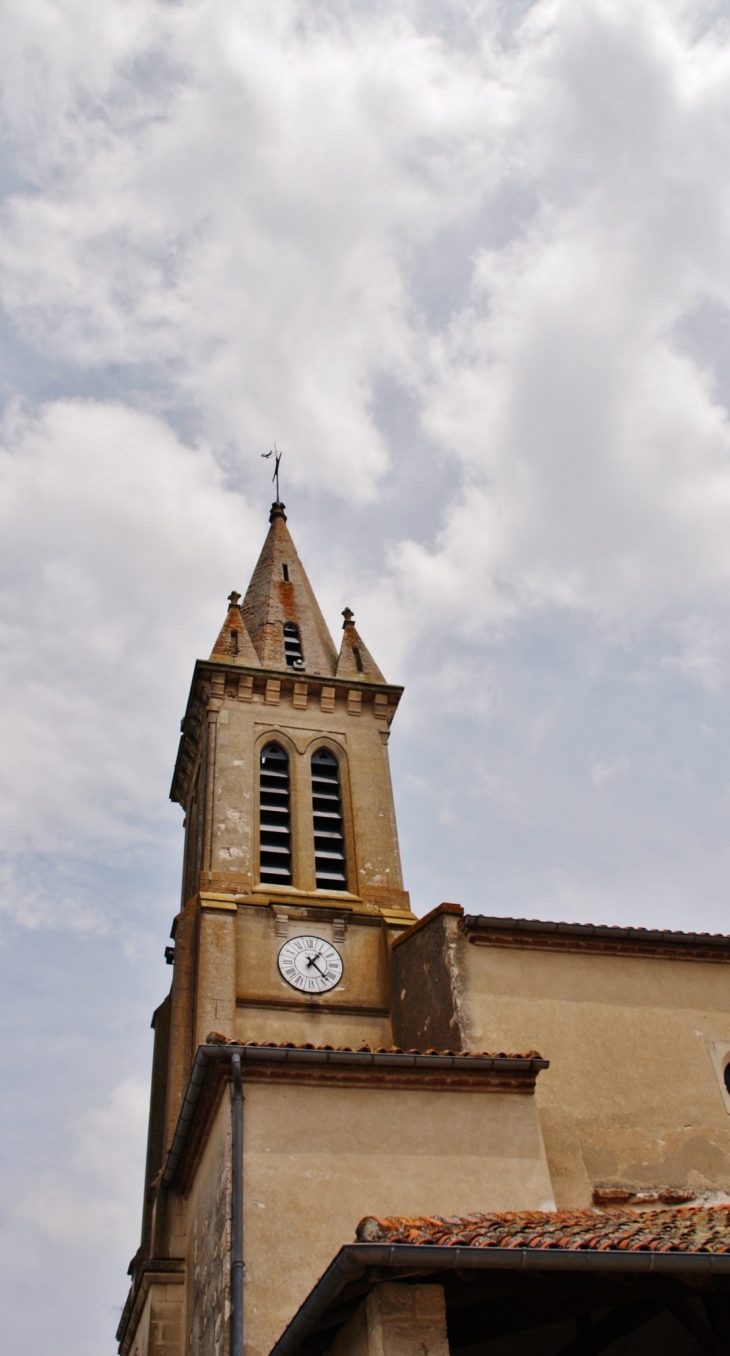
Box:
(262, 444, 282, 500)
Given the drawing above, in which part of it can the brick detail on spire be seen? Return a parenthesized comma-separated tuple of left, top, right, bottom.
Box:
(240, 504, 338, 676)
(336, 608, 386, 683)
(209, 593, 260, 665)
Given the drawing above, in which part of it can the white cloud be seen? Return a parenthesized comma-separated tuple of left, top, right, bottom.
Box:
(661, 613, 730, 692)
(592, 754, 630, 788)
(392, 0, 730, 637)
(405, 655, 504, 723)
(529, 707, 557, 755)
(10, 1077, 147, 1246)
(0, 1, 510, 501)
(0, 397, 254, 925)
(2, 1, 730, 640)
(0, 858, 107, 933)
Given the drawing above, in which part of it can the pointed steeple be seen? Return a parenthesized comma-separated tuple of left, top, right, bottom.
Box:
(210, 591, 261, 664)
(335, 607, 386, 682)
(240, 502, 338, 676)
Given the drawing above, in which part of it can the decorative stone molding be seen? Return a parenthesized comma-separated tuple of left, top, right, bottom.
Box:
(265, 679, 281, 706)
(292, 681, 308, 710)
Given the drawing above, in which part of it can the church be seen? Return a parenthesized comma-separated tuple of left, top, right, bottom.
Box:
(118, 500, 730, 1356)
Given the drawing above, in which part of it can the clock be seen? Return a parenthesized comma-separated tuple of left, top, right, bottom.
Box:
(278, 935, 343, 994)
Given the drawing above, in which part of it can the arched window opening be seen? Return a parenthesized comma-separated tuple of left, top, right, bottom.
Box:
(311, 749, 347, 890)
(259, 743, 292, 884)
(283, 622, 305, 669)
(724, 1063, 730, 1097)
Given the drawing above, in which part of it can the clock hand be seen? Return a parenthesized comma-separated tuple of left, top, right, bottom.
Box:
(305, 954, 327, 977)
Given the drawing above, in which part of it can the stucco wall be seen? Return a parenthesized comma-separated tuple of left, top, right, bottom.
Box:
(240, 1079, 553, 1356)
(461, 941, 730, 1208)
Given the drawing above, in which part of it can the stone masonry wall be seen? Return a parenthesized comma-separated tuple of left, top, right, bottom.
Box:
(188, 1116, 232, 1356)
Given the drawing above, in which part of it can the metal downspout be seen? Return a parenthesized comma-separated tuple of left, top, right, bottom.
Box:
(231, 1052, 244, 1356)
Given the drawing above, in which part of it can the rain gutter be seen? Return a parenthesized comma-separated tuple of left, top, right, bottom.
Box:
(268, 1242, 730, 1356)
(161, 1044, 548, 1189)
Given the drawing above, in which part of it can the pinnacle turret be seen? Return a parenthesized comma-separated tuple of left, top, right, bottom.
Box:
(209, 591, 261, 664)
(335, 607, 386, 682)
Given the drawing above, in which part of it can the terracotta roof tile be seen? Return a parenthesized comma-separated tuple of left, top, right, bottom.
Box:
(204, 1034, 542, 1059)
(462, 915, 730, 949)
(356, 1206, 730, 1254)
(468, 915, 730, 941)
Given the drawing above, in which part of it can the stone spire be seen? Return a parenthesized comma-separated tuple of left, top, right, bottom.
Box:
(335, 607, 386, 682)
(240, 501, 338, 676)
(209, 591, 261, 665)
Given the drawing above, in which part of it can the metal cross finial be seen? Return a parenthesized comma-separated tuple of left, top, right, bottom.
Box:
(262, 444, 283, 501)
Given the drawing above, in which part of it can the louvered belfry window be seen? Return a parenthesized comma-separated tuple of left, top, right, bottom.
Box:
(283, 622, 305, 669)
(311, 749, 347, 890)
(259, 743, 292, 884)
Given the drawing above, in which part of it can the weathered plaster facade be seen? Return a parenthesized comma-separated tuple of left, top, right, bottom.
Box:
(393, 906, 730, 1209)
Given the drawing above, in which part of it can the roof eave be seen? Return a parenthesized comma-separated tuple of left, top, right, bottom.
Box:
(268, 1241, 730, 1356)
(160, 1043, 548, 1191)
(462, 913, 730, 961)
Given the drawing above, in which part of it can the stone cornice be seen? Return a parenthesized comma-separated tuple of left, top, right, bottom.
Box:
(170, 658, 404, 806)
(116, 1258, 184, 1355)
(201, 655, 404, 692)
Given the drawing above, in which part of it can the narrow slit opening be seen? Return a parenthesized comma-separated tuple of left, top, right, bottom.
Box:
(283, 621, 305, 669)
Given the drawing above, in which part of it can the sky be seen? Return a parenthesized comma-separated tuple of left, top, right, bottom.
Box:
(2, 0, 730, 1350)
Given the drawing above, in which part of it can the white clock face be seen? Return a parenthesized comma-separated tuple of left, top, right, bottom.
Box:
(278, 935, 343, 994)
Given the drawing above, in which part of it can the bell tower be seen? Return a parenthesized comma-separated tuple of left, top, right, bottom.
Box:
(157, 500, 414, 1161)
(173, 499, 407, 910)
(121, 501, 557, 1356)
